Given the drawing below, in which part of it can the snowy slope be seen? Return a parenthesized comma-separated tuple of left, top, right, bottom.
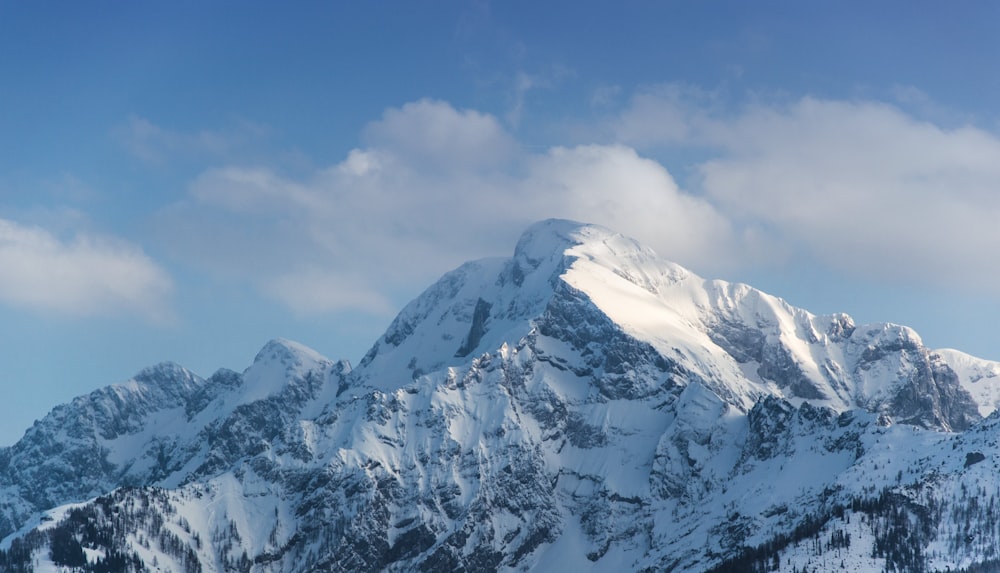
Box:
(0, 338, 349, 541)
(937, 347, 1000, 416)
(359, 219, 981, 430)
(3, 219, 1000, 573)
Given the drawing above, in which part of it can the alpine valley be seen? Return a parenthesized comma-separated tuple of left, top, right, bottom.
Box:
(5, 219, 1000, 573)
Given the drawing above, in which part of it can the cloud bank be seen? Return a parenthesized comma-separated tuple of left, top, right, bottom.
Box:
(157, 92, 1000, 316)
(696, 97, 1000, 284)
(164, 99, 748, 314)
(0, 219, 173, 321)
(609, 87, 1000, 286)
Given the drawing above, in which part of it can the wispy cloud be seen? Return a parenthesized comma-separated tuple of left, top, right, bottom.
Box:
(115, 115, 270, 165)
(262, 268, 394, 316)
(504, 67, 572, 126)
(0, 219, 173, 321)
(590, 84, 622, 108)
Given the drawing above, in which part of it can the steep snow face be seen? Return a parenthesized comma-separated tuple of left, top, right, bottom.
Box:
(357, 219, 985, 430)
(0, 362, 209, 536)
(241, 338, 340, 404)
(0, 338, 350, 541)
(553, 224, 982, 430)
(356, 220, 597, 389)
(937, 347, 1000, 416)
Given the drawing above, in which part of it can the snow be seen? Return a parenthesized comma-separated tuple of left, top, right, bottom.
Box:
(555, 399, 670, 498)
(240, 338, 334, 404)
(525, 511, 645, 573)
(772, 508, 888, 573)
(938, 347, 1000, 416)
(349, 219, 1000, 427)
(9, 219, 1000, 572)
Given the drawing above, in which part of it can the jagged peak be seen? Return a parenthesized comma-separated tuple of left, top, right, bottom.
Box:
(251, 338, 337, 373)
(511, 218, 589, 268)
(83, 362, 206, 409)
(851, 321, 923, 352)
(237, 338, 343, 403)
(348, 219, 995, 429)
(208, 367, 243, 387)
(132, 361, 200, 386)
(824, 312, 857, 340)
(511, 219, 689, 286)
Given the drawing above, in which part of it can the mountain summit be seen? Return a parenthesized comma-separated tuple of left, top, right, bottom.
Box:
(362, 219, 982, 429)
(3, 220, 1000, 572)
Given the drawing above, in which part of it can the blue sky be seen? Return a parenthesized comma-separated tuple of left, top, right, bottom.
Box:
(3, 1, 1000, 445)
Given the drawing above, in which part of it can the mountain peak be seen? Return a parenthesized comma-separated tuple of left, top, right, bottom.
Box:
(131, 361, 200, 388)
(511, 218, 590, 267)
(7, 219, 1000, 572)
(358, 220, 985, 427)
(511, 219, 687, 284)
(252, 337, 330, 368)
(238, 338, 340, 402)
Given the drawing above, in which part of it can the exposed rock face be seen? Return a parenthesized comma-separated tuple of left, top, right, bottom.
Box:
(2, 219, 1000, 572)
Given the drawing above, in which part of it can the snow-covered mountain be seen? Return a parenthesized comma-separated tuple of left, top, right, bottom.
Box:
(3, 219, 1000, 572)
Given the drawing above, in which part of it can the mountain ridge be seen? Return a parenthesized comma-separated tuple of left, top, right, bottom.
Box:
(3, 219, 1000, 572)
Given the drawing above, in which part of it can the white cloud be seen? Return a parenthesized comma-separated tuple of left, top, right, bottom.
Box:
(693, 97, 1000, 286)
(521, 144, 750, 268)
(602, 86, 1000, 292)
(362, 99, 517, 170)
(611, 83, 720, 146)
(161, 100, 753, 315)
(0, 219, 173, 321)
(160, 92, 1000, 316)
